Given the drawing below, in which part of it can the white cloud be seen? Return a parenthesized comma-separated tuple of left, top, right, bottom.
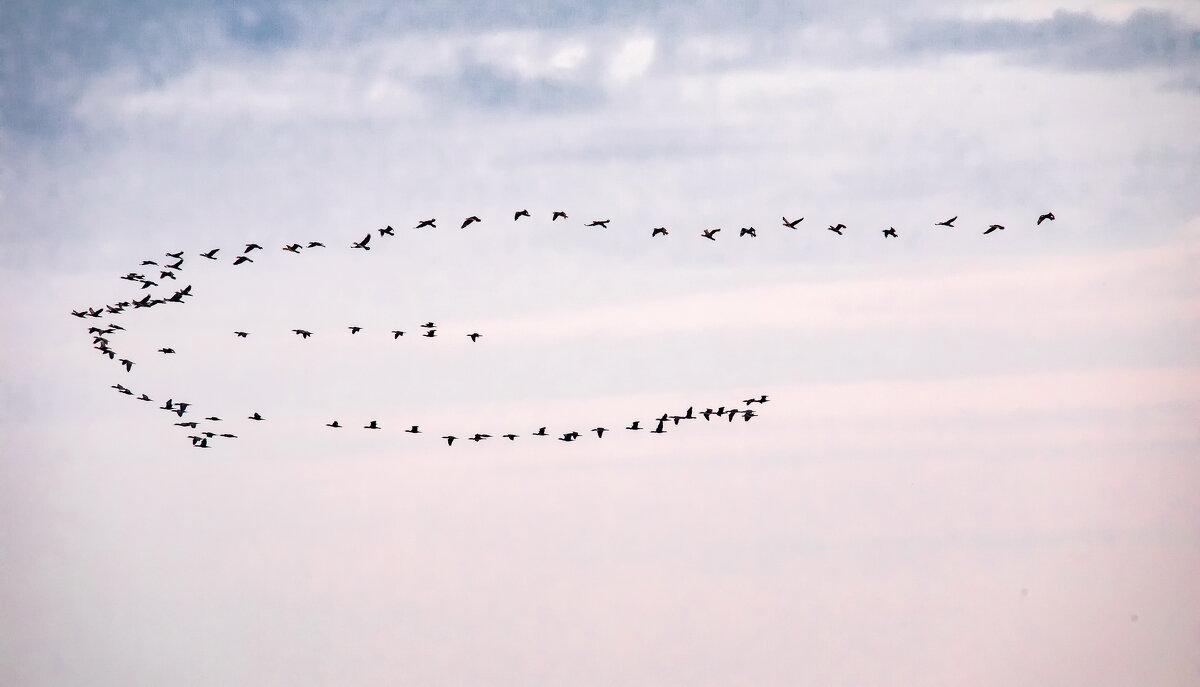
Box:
(608, 35, 656, 83)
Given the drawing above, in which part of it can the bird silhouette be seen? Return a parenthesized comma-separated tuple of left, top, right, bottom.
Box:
(293, 329, 313, 339)
(533, 427, 548, 436)
(140, 260, 158, 266)
(157, 348, 175, 354)
(307, 241, 325, 248)
(514, 209, 530, 220)
(467, 333, 481, 342)
(783, 216, 803, 228)
(626, 421, 641, 430)
(743, 409, 757, 421)
(392, 330, 405, 338)
(233, 255, 253, 265)
(552, 211, 568, 221)
(159, 270, 176, 279)
(1037, 212, 1055, 225)
(883, 227, 898, 238)
(364, 420, 380, 429)
(379, 226, 395, 236)
(205, 416, 222, 421)
(587, 220, 610, 228)
(327, 420, 342, 428)
(423, 330, 437, 338)
(421, 322, 436, 328)
(219, 433, 237, 439)
(739, 227, 756, 237)
(558, 433, 576, 442)
(176, 421, 198, 428)
(137, 394, 152, 401)
(744, 394, 769, 405)
(139, 280, 157, 289)
(244, 243, 262, 252)
(592, 427, 608, 438)
(469, 433, 490, 442)
(351, 233, 371, 250)
(983, 224, 1005, 234)
(405, 425, 420, 434)
(119, 358, 133, 372)
(502, 433, 518, 440)
(416, 218, 436, 228)
(234, 331, 249, 337)
(701, 228, 720, 241)
(249, 412, 265, 421)
(935, 216, 957, 227)
(461, 216, 481, 228)
(348, 326, 362, 334)
(165, 251, 184, 259)
(652, 227, 668, 237)
(282, 244, 302, 253)
(200, 249, 219, 259)
(651, 420, 666, 434)
(443, 435, 457, 446)
(166, 259, 184, 270)
(828, 224, 846, 235)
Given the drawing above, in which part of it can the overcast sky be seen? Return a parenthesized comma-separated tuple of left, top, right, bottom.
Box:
(2, 1, 1199, 685)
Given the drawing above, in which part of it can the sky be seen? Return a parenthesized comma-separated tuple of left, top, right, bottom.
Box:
(1, 0, 1199, 684)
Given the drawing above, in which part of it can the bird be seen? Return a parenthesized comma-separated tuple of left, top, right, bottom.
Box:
(558, 433, 576, 442)
(701, 408, 716, 420)
(587, 220, 610, 228)
(307, 241, 324, 248)
(195, 438, 209, 448)
(502, 433, 518, 440)
(469, 433, 490, 442)
(292, 329, 313, 339)
(140, 260, 158, 266)
(739, 227, 756, 237)
(461, 216, 481, 228)
(514, 209, 530, 220)
(137, 394, 152, 402)
(983, 224, 1005, 235)
(1037, 212, 1055, 225)
(159, 399, 174, 411)
(743, 409, 757, 421)
(234, 331, 249, 337)
(244, 243, 262, 252)
(744, 394, 769, 405)
(157, 348, 175, 354)
(391, 330, 405, 338)
(282, 244, 302, 253)
(467, 333, 481, 342)
(139, 279, 157, 289)
(935, 216, 957, 227)
(828, 223, 846, 235)
(165, 251, 184, 259)
(443, 435, 457, 446)
(219, 433, 237, 439)
(416, 218, 436, 228)
(348, 326, 362, 334)
(423, 330, 437, 338)
(592, 427, 608, 438)
(176, 421, 198, 428)
(173, 402, 190, 417)
(204, 416, 222, 421)
(626, 421, 642, 430)
(650, 420, 666, 434)
(201, 432, 216, 438)
(351, 233, 371, 250)
(405, 426, 421, 434)
(119, 358, 133, 372)
(421, 322, 436, 328)
(326, 420, 342, 428)
(652, 227, 668, 237)
(883, 227, 898, 238)
(166, 259, 184, 270)
(364, 420, 380, 429)
(159, 270, 176, 279)
(378, 225, 395, 236)
(552, 211, 568, 221)
(249, 412, 265, 421)
(200, 248, 219, 259)
(233, 255, 253, 265)
(532, 427, 548, 436)
(783, 216, 803, 228)
(701, 228, 720, 241)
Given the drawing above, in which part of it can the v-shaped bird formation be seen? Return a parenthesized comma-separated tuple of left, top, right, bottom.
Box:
(74, 207, 1056, 449)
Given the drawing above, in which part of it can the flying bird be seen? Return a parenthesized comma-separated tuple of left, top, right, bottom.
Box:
(244, 243, 262, 252)
(175, 421, 198, 428)
(828, 223, 846, 235)
(533, 427, 548, 436)
(701, 228, 720, 241)
(137, 394, 152, 401)
(651, 421, 666, 434)
(326, 420, 342, 428)
(783, 216, 803, 228)
(935, 216, 957, 227)
(467, 333, 481, 342)
(469, 433, 491, 442)
(140, 260, 158, 266)
(293, 329, 313, 339)
(233, 255, 253, 265)
(502, 434, 518, 440)
(234, 331, 249, 337)
(592, 427, 608, 438)
(249, 412, 265, 421)
(204, 416, 222, 421)
(461, 216, 481, 228)
(744, 394, 769, 405)
(983, 224, 1005, 234)
(379, 226, 395, 236)
(423, 330, 437, 337)
(739, 227, 756, 237)
(119, 358, 133, 372)
(883, 227, 898, 238)
(558, 433, 577, 442)
(166, 259, 184, 270)
(405, 426, 421, 434)
(348, 326, 362, 334)
(157, 348, 175, 354)
(159, 270, 176, 279)
(1037, 212, 1055, 225)
(200, 248, 219, 259)
(586, 220, 610, 228)
(626, 421, 642, 430)
(421, 322, 436, 328)
(443, 435, 457, 446)
(364, 420, 380, 429)
(552, 211, 567, 221)
(219, 433, 237, 439)
(514, 209, 530, 220)
(282, 244, 302, 253)
(652, 227, 668, 237)
(392, 330, 405, 338)
(165, 251, 184, 259)
(416, 218, 435, 228)
(307, 241, 324, 248)
(351, 233, 371, 250)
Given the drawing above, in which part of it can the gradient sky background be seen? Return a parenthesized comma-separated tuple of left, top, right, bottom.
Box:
(2, 0, 1199, 684)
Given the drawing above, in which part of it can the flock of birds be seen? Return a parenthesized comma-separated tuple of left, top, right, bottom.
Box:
(74, 208, 1056, 449)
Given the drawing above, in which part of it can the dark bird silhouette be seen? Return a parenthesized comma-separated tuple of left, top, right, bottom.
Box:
(405, 425, 421, 434)
(205, 416, 222, 421)
(558, 433, 576, 442)
(159, 270, 176, 279)
(119, 358, 133, 372)
(71, 310, 87, 318)
(219, 433, 237, 439)
(701, 408, 715, 420)
(828, 223, 846, 235)
(744, 394, 769, 405)
(935, 216, 957, 227)
(469, 433, 490, 442)
(352, 233, 372, 250)
(727, 409, 738, 422)
(461, 216, 481, 228)
(159, 399, 174, 411)
(883, 227, 898, 238)
(137, 394, 152, 401)
(244, 243, 262, 252)
(701, 228, 720, 241)
(166, 251, 184, 259)
(293, 329, 313, 339)
(365, 420, 380, 429)
(739, 227, 756, 237)
(423, 330, 437, 338)
(514, 209, 530, 220)
(173, 402, 190, 417)
(307, 241, 324, 248)
(327, 420, 342, 428)
(533, 427, 548, 436)
(379, 225, 395, 236)
(108, 323, 125, 331)
(783, 216, 803, 228)
(249, 412, 264, 421)
(421, 322, 436, 328)
(502, 433, 518, 440)
(626, 420, 642, 430)
(587, 220, 610, 228)
(443, 435, 457, 446)
(195, 438, 209, 448)
(348, 326, 362, 334)
(175, 421, 198, 428)
(141, 260, 158, 266)
(743, 409, 757, 421)
(139, 279, 157, 289)
(234, 331, 249, 337)
(652, 227, 668, 237)
(467, 333, 481, 342)
(552, 211, 567, 221)
(111, 383, 129, 393)
(1037, 212, 1055, 225)
(166, 259, 184, 270)
(282, 244, 302, 253)
(200, 248, 219, 259)
(651, 420, 666, 434)
(392, 330, 405, 338)
(416, 218, 436, 228)
(983, 224, 1005, 235)
(233, 255, 253, 265)
(157, 348, 175, 354)
(592, 427, 608, 438)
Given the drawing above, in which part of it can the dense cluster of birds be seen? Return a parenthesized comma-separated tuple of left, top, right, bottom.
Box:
(74, 208, 1056, 449)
